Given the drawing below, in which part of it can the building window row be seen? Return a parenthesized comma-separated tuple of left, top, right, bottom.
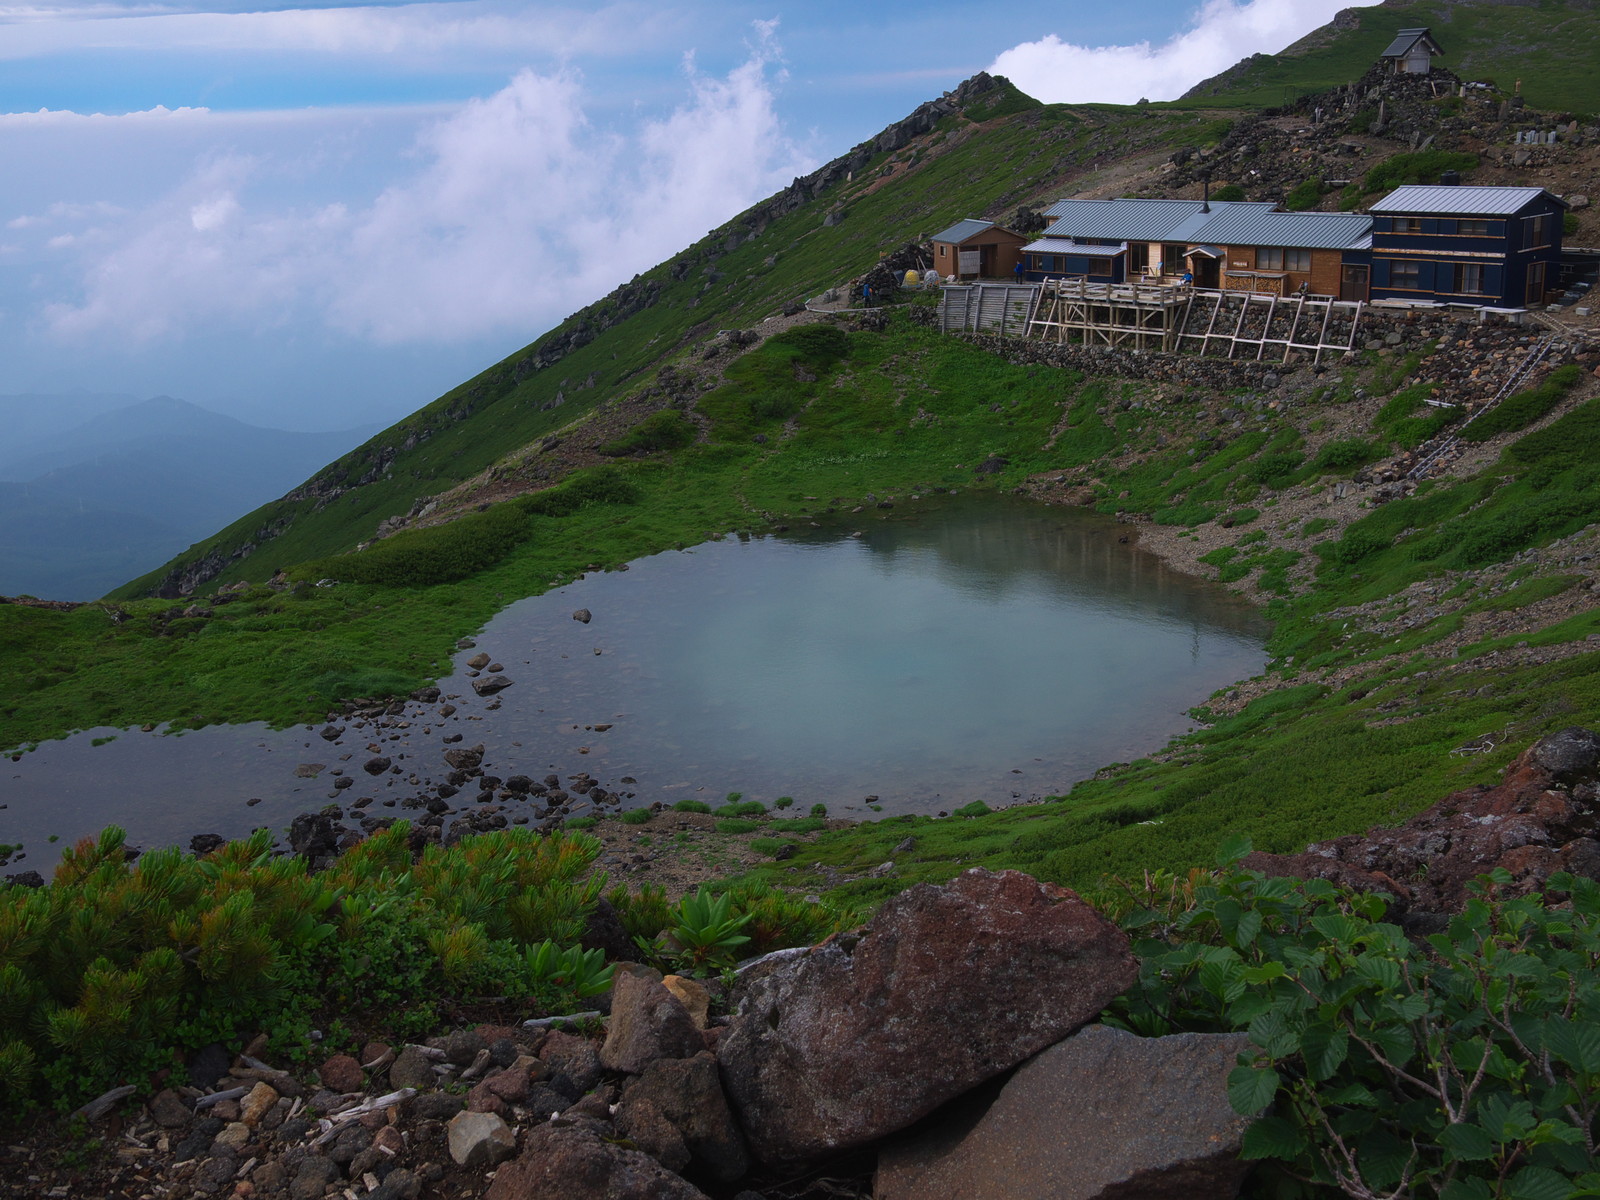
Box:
(1257, 247, 1311, 272)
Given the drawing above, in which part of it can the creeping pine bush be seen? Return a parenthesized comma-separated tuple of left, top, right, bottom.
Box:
(0, 824, 622, 1115)
(1101, 841, 1600, 1200)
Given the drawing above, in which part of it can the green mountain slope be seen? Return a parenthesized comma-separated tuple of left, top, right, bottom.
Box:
(1181, 0, 1600, 112)
(107, 75, 1227, 601)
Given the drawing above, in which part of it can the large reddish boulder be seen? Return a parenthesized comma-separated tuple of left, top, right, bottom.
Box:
(717, 868, 1137, 1164)
(1244, 727, 1600, 915)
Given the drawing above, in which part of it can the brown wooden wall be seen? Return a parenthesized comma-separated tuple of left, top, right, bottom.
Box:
(1220, 246, 1346, 296)
(932, 230, 1026, 278)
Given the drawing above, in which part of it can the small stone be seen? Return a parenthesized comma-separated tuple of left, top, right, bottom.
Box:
(212, 1121, 251, 1150)
(389, 1046, 438, 1091)
(572, 608, 592, 623)
(148, 1088, 191, 1128)
(467, 652, 491, 669)
(317, 1054, 364, 1093)
(446, 1110, 516, 1169)
(240, 1081, 279, 1127)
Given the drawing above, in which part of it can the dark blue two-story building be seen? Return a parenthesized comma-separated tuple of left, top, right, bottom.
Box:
(1368, 185, 1567, 308)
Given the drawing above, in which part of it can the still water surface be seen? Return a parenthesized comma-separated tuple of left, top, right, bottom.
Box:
(2, 496, 1267, 866)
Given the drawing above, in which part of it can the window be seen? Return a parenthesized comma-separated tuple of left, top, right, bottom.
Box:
(938, 244, 948, 257)
(1452, 263, 1485, 294)
(1257, 247, 1283, 270)
(1285, 248, 1312, 272)
(1523, 215, 1547, 249)
(1389, 260, 1422, 289)
(1528, 261, 1547, 300)
(1458, 219, 1490, 237)
(1162, 243, 1185, 272)
(1128, 243, 1150, 272)
(1390, 216, 1422, 234)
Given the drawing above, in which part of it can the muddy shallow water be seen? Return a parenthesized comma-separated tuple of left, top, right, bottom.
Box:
(2, 495, 1267, 867)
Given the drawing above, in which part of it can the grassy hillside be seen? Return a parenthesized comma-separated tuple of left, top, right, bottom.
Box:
(1180, 0, 1600, 112)
(104, 84, 1227, 599)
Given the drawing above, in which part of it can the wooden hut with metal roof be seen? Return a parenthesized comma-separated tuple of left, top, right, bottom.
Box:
(1369, 184, 1566, 307)
(1380, 27, 1443, 75)
(929, 218, 1027, 280)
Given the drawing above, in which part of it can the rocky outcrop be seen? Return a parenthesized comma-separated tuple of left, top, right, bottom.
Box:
(717, 868, 1138, 1164)
(1244, 727, 1600, 919)
(876, 1024, 1259, 1200)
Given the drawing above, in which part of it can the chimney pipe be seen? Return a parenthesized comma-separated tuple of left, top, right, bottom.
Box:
(1201, 171, 1212, 213)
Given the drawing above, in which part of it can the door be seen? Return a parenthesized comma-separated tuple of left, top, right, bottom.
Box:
(1193, 257, 1220, 289)
(1341, 264, 1369, 302)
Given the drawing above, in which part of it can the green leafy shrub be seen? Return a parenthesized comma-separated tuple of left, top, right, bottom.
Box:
(767, 324, 849, 364)
(520, 940, 613, 998)
(1284, 178, 1323, 212)
(715, 818, 761, 834)
(1249, 451, 1303, 488)
(661, 887, 752, 973)
(1212, 184, 1246, 202)
(1311, 438, 1381, 473)
(1460, 364, 1583, 443)
(672, 800, 712, 813)
(620, 808, 653, 825)
(1505, 398, 1600, 472)
(1359, 151, 1478, 196)
(599, 410, 697, 457)
(1105, 850, 1600, 1199)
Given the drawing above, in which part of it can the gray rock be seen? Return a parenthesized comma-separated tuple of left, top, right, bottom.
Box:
(446, 1110, 516, 1169)
(290, 1156, 341, 1200)
(473, 674, 514, 696)
(484, 1122, 709, 1200)
(718, 868, 1137, 1164)
(616, 1052, 747, 1181)
(1530, 727, 1600, 781)
(876, 1025, 1260, 1200)
(540, 1031, 604, 1095)
(148, 1088, 191, 1128)
(441, 1029, 486, 1066)
(572, 608, 592, 623)
(389, 1045, 438, 1091)
(600, 971, 703, 1074)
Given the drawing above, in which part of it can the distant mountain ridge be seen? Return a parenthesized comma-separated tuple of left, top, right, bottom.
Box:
(0, 394, 376, 600)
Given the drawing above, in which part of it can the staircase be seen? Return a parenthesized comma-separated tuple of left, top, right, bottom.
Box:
(1408, 332, 1560, 480)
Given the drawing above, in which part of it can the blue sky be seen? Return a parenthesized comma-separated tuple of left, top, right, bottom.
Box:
(0, 1, 1375, 430)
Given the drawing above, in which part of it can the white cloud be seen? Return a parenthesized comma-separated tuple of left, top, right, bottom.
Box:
(34, 33, 815, 348)
(0, 1, 671, 63)
(989, 0, 1381, 105)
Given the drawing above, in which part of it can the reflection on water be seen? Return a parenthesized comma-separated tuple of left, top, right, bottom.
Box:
(1, 495, 1267, 866)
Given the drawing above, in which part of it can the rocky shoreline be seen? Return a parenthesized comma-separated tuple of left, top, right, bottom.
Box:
(10, 728, 1600, 1200)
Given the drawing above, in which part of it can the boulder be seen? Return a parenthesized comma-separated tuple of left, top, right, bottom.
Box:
(467, 652, 491, 670)
(473, 675, 514, 696)
(876, 1025, 1259, 1200)
(615, 1052, 747, 1182)
(484, 1122, 708, 1200)
(600, 971, 704, 1074)
(717, 868, 1137, 1164)
(446, 1110, 516, 1169)
(443, 747, 483, 771)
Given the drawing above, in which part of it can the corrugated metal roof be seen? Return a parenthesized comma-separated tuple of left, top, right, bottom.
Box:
(1041, 198, 1273, 243)
(930, 218, 996, 244)
(1370, 185, 1563, 215)
(1189, 207, 1372, 250)
(1380, 28, 1439, 59)
(1022, 239, 1128, 255)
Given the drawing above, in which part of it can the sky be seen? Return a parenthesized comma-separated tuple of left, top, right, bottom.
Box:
(0, 0, 1379, 431)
